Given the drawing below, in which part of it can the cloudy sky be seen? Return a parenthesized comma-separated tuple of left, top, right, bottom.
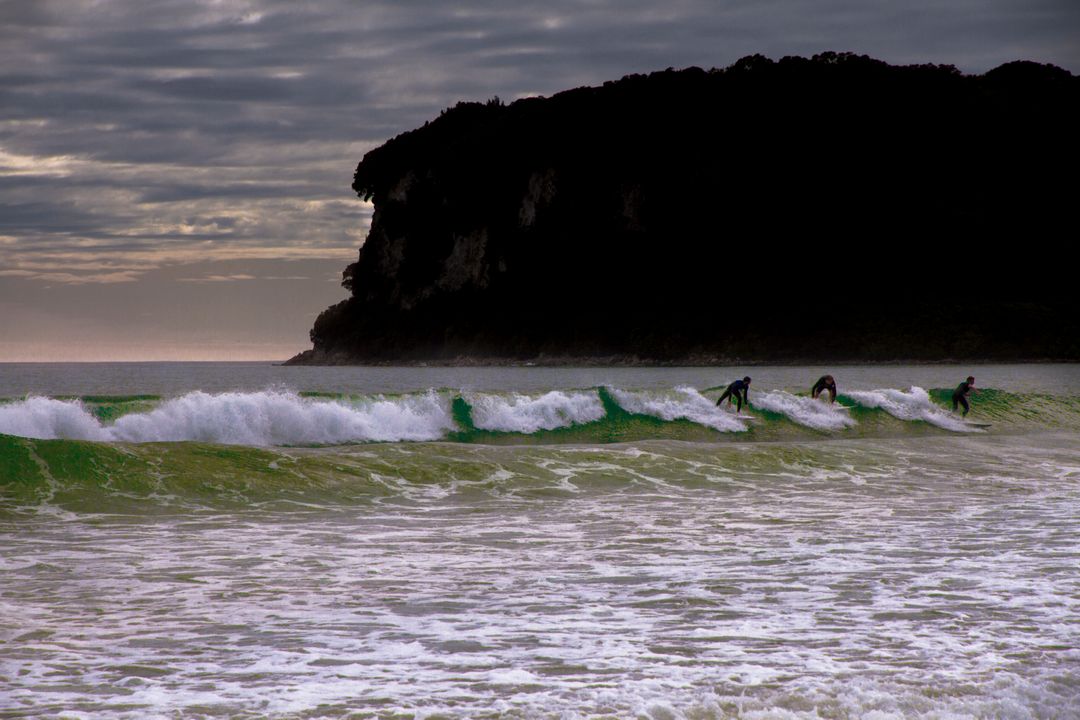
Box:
(2, 0, 1076, 361)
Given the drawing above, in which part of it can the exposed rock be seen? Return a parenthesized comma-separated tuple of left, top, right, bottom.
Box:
(290, 53, 1080, 365)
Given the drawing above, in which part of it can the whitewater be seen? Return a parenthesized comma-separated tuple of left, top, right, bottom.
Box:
(2, 363, 1079, 719)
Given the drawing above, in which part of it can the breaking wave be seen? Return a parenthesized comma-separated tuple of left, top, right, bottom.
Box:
(846, 386, 975, 432)
(609, 386, 748, 431)
(1, 385, 1076, 447)
(750, 390, 857, 431)
(467, 390, 605, 433)
(0, 391, 455, 445)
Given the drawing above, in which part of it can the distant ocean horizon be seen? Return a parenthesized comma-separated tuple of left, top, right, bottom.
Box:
(3, 363, 1078, 718)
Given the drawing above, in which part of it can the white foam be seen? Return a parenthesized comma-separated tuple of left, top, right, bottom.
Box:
(487, 668, 541, 685)
(0, 391, 457, 446)
(846, 386, 978, 432)
(0, 396, 109, 441)
(5, 434, 1077, 718)
(752, 391, 857, 431)
(468, 390, 605, 433)
(610, 386, 749, 432)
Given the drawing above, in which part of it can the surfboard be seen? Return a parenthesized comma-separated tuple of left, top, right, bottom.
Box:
(965, 421, 992, 428)
(727, 411, 759, 421)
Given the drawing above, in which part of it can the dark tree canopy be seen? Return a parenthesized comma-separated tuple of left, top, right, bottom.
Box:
(292, 53, 1079, 364)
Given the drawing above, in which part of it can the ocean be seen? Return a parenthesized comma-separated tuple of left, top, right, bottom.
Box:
(2, 363, 1078, 719)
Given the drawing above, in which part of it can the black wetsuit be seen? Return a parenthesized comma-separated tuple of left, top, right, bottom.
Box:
(811, 376, 837, 403)
(952, 381, 973, 416)
(716, 380, 750, 412)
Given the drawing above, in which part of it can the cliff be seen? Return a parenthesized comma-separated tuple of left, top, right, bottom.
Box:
(290, 53, 1080, 364)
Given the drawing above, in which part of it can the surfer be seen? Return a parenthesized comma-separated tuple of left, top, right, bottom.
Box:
(811, 375, 837, 403)
(952, 376, 976, 416)
(716, 376, 751, 413)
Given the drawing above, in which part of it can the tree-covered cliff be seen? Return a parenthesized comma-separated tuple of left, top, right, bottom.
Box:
(290, 52, 1079, 364)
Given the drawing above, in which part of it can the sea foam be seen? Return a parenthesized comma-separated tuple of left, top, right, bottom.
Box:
(0, 391, 456, 446)
(0, 396, 110, 442)
(610, 386, 749, 432)
(846, 386, 977, 432)
(751, 391, 857, 431)
(468, 390, 605, 433)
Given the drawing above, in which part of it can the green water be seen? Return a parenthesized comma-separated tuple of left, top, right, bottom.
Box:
(1, 364, 1078, 718)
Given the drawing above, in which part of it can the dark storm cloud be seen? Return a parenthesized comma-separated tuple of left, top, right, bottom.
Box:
(132, 181, 332, 204)
(0, 0, 54, 27)
(1, 0, 1076, 357)
(0, 200, 105, 235)
(4, 0, 1077, 240)
(0, 72, 43, 88)
(137, 75, 301, 103)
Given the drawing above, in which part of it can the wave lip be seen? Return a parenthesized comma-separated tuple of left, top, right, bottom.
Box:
(6, 383, 1064, 446)
(467, 390, 605, 433)
(751, 391, 856, 431)
(610, 386, 749, 432)
(846, 386, 977, 432)
(0, 396, 109, 442)
(112, 390, 456, 445)
(0, 391, 457, 446)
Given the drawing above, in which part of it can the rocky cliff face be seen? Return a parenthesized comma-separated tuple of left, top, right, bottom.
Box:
(290, 53, 1080, 364)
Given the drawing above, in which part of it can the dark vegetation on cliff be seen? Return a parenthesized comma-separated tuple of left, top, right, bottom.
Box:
(293, 52, 1079, 364)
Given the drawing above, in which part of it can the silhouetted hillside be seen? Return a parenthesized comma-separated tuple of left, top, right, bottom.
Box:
(290, 52, 1079, 364)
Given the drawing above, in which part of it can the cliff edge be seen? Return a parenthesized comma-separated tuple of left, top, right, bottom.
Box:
(290, 53, 1079, 364)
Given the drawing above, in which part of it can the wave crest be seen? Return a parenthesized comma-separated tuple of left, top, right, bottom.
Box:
(846, 387, 976, 432)
(752, 391, 857, 431)
(468, 390, 605, 433)
(610, 386, 749, 432)
(0, 391, 455, 446)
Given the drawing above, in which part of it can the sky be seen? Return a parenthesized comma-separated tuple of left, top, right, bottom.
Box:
(2, 0, 1077, 361)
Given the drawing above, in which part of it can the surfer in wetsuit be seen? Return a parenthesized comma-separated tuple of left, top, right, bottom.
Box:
(811, 375, 837, 403)
(716, 376, 751, 413)
(952, 376, 976, 416)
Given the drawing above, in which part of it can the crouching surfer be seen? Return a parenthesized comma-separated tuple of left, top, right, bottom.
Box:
(716, 376, 751, 413)
(952, 376, 977, 416)
(811, 375, 837, 403)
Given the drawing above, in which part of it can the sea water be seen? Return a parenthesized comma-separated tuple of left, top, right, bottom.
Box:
(2, 364, 1078, 718)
